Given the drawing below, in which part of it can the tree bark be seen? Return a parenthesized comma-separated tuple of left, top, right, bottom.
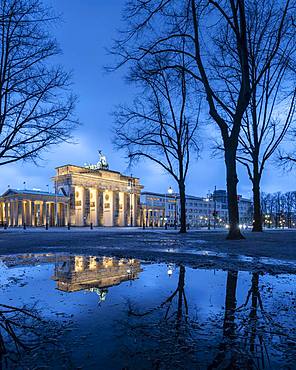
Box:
(179, 181, 187, 234)
(252, 172, 263, 232)
(225, 149, 245, 240)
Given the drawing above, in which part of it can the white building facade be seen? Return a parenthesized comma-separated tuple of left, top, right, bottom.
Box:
(141, 190, 252, 228)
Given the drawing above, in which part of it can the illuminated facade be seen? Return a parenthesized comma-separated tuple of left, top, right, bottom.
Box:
(0, 155, 143, 227)
(0, 189, 69, 227)
(141, 190, 253, 227)
(53, 164, 143, 227)
(53, 255, 141, 293)
(0, 253, 142, 302)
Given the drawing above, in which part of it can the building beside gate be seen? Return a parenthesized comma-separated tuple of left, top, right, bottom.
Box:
(140, 191, 176, 227)
(0, 189, 69, 227)
(141, 190, 253, 228)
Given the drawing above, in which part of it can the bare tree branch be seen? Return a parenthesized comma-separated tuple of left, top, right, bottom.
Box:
(0, 0, 78, 167)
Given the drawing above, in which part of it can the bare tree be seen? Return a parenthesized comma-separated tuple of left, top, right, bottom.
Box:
(262, 190, 296, 228)
(261, 192, 276, 227)
(111, 0, 293, 239)
(0, 0, 77, 167)
(236, 1, 296, 232)
(279, 150, 296, 167)
(0, 303, 67, 368)
(114, 58, 199, 233)
(279, 128, 296, 168)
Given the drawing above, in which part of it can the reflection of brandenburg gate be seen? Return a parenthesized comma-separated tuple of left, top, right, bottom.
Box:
(53, 255, 141, 292)
(53, 165, 143, 227)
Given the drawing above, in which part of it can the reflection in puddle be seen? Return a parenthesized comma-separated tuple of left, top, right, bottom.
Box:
(53, 255, 141, 293)
(0, 253, 295, 369)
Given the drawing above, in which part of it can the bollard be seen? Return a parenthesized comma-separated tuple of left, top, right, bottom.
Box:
(90, 222, 93, 230)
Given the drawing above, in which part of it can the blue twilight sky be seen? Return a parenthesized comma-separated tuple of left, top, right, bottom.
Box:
(0, 0, 294, 197)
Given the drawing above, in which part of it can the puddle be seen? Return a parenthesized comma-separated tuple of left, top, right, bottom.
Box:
(92, 245, 296, 270)
(0, 253, 295, 369)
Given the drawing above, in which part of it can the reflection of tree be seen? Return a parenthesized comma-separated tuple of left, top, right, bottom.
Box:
(129, 265, 188, 323)
(123, 265, 197, 368)
(0, 303, 68, 368)
(210, 271, 296, 369)
(236, 272, 265, 365)
(208, 270, 239, 369)
(236, 272, 283, 368)
(120, 266, 295, 369)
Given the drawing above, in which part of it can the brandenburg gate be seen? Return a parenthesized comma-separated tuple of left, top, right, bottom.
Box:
(0, 153, 143, 227)
(53, 156, 143, 227)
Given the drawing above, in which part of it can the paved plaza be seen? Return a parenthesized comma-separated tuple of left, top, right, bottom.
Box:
(1, 228, 295, 274)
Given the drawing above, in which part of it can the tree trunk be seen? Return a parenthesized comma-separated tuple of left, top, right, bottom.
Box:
(225, 149, 245, 240)
(179, 181, 187, 233)
(252, 173, 263, 232)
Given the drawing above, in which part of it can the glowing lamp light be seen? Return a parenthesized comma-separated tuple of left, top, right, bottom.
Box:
(168, 186, 173, 195)
(167, 267, 173, 277)
(167, 264, 174, 277)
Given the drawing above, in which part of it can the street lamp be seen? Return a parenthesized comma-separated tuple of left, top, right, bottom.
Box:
(54, 181, 58, 227)
(213, 185, 217, 229)
(167, 186, 173, 226)
(127, 175, 133, 227)
(168, 186, 177, 229)
(205, 196, 211, 230)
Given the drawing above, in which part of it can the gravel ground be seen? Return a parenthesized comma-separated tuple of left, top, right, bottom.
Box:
(0, 227, 296, 274)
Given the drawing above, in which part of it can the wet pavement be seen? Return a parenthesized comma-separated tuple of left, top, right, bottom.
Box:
(1, 253, 295, 369)
(1, 229, 296, 275)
